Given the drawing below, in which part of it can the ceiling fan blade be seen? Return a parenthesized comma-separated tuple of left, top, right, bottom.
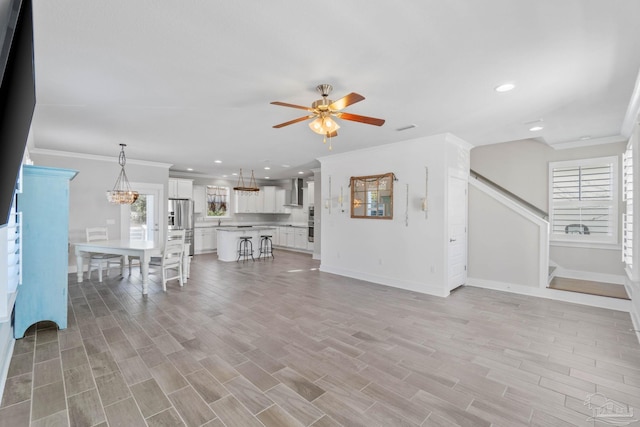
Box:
(328, 92, 365, 111)
(273, 115, 314, 128)
(336, 112, 385, 126)
(271, 101, 314, 112)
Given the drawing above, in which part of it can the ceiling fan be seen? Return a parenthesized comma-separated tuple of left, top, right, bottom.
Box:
(271, 84, 385, 149)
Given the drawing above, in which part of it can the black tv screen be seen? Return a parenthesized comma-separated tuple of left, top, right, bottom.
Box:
(0, 0, 35, 226)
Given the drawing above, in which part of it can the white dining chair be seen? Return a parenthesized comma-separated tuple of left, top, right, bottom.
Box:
(85, 227, 123, 282)
(150, 229, 186, 291)
(126, 225, 148, 273)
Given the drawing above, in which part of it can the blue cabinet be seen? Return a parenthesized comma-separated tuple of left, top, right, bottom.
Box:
(14, 165, 77, 339)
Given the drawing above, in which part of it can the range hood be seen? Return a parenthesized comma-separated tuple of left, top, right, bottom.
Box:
(284, 178, 303, 206)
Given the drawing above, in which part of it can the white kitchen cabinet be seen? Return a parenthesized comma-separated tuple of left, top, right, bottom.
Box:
(294, 228, 308, 249)
(235, 192, 258, 213)
(271, 227, 280, 246)
(279, 227, 294, 247)
(169, 178, 193, 199)
(194, 227, 217, 254)
(307, 181, 315, 207)
(275, 188, 290, 214)
(306, 240, 315, 251)
(193, 185, 205, 214)
(262, 186, 276, 213)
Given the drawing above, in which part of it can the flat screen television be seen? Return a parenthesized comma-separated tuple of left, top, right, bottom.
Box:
(0, 0, 35, 226)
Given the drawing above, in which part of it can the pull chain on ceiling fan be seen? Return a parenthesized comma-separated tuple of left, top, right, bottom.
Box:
(271, 84, 385, 150)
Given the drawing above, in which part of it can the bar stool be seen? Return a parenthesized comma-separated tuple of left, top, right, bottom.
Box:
(237, 236, 254, 262)
(259, 235, 274, 260)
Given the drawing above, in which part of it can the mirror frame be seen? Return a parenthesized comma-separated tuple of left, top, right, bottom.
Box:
(350, 173, 394, 220)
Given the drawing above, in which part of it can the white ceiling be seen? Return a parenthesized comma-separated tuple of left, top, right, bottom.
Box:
(27, 0, 640, 179)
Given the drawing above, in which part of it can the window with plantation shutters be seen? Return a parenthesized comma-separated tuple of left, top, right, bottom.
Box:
(623, 144, 633, 268)
(549, 156, 618, 244)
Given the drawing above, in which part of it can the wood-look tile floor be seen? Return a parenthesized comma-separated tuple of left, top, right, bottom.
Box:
(2, 250, 639, 426)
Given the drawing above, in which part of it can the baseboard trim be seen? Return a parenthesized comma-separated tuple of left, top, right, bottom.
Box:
(319, 264, 448, 297)
(467, 278, 631, 312)
(631, 307, 640, 345)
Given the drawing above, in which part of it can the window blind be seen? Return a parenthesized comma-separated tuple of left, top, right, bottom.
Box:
(550, 158, 617, 243)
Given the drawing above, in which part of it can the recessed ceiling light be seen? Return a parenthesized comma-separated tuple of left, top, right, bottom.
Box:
(264, 166, 270, 170)
(580, 135, 592, 140)
(222, 175, 227, 178)
(264, 177, 270, 179)
(495, 83, 515, 92)
(282, 164, 290, 168)
(232, 172, 238, 176)
(214, 160, 222, 164)
(298, 171, 304, 175)
(529, 126, 544, 132)
(186, 168, 193, 171)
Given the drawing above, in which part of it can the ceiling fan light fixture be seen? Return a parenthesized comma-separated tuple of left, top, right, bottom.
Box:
(309, 116, 340, 135)
(309, 117, 324, 134)
(323, 117, 338, 130)
(272, 83, 384, 150)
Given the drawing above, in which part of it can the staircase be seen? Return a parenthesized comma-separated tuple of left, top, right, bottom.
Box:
(467, 170, 630, 311)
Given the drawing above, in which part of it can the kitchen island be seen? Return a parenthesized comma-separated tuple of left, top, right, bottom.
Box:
(216, 226, 277, 262)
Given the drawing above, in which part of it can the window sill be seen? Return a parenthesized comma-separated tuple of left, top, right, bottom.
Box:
(550, 240, 620, 251)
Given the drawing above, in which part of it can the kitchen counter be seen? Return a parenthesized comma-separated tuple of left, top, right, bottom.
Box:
(216, 226, 280, 232)
(216, 226, 277, 262)
(196, 222, 307, 229)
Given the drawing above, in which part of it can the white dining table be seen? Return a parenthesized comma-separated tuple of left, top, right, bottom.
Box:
(74, 239, 161, 295)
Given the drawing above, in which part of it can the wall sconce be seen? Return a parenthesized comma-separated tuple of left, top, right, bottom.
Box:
(324, 199, 330, 209)
(421, 198, 428, 211)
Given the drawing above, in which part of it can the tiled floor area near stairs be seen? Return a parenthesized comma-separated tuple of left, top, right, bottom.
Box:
(1, 251, 639, 426)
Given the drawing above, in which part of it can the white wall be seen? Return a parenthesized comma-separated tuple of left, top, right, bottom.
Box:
(468, 184, 542, 287)
(319, 134, 469, 297)
(471, 138, 626, 278)
(29, 149, 170, 268)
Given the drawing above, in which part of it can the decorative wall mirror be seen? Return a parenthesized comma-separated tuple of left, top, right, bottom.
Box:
(350, 173, 394, 219)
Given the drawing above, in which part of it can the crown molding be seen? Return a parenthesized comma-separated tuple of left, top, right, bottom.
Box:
(549, 135, 627, 150)
(29, 148, 172, 168)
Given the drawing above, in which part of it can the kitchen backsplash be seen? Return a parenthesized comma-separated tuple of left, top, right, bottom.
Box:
(195, 211, 306, 226)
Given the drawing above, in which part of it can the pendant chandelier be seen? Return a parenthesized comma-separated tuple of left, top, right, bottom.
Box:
(233, 169, 260, 195)
(106, 144, 139, 204)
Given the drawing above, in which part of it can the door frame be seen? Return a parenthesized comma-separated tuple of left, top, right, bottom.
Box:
(120, 182, 164, 245)
(447, 173, 468, 291)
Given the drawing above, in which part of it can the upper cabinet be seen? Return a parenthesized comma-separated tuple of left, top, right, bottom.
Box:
(193, 185, 205, 213)
(307, 181, 315, 206)
(275, 188, 289, 213)
(263, 186, 276, 213)
(235, 186, 290, 214)
(235, 191, 262, 213)
(169, 178, 193, 199)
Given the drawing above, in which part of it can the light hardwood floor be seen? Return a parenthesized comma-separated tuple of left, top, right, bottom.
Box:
(1, 250, 639, 426)
(549, 277, 630, 300)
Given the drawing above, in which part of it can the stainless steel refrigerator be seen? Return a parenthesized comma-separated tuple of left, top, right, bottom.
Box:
(168, 199, 194, 256)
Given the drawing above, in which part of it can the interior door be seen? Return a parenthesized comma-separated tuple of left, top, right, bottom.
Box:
(447, 174, 468, 291)
(120, 182, 164, 245)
